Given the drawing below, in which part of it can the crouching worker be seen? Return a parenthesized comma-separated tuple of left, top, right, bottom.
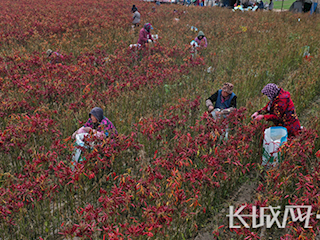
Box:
(138, 23, 154, 46)
(71, 107, 118, 166)
(72, 107, 118, 139)
(47, 49, 63, 64)
(251, 83, 301, 137)
(206, 83, 237, 119)
(195, 31, 207, 48)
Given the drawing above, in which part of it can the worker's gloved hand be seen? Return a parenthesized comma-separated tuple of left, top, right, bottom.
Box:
(221, 109, 231, 114)
(208, 106, 214, 112)
(255, 115, 264, 121)
(251, 112, 259, 119)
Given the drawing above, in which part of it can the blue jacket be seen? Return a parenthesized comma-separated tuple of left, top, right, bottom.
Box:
(214, 90, 236, 109)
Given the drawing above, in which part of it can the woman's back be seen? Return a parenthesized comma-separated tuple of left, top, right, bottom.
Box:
(133, 11, 141, 24)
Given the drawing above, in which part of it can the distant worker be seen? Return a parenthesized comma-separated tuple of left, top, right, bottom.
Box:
(269, 0, 274, 10)
(258, 0, 264, 10)
(47, 49, 63, 64)
(132, 5, 141, 27)
(194, 31, 207, 48)
(206, 83, 237, 119)
(137, 23, 154, 46)
(251, 83, 301, 137)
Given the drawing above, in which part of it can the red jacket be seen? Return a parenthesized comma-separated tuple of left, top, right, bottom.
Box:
(258, 89, 301, 136)
(137, 28, 153, 46)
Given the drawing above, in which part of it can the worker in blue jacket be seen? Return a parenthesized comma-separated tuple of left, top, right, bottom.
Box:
(206, 83, 237, 119)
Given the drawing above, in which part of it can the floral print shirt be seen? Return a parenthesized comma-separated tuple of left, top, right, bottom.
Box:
(84, 116, 118, 137)
(258, 89, 301, 136)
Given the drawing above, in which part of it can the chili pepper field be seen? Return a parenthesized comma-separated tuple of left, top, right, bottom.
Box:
(1, 0, 320, 239)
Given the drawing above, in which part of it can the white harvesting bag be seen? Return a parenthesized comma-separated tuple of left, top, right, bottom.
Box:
(262, 127, 288, 168)
(151, 34, 159, 40)
(129, 43, 141, 49)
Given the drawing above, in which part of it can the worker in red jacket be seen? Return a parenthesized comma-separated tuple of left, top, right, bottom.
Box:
(251, 83, 301, 137)
(137, 23, 154, 46)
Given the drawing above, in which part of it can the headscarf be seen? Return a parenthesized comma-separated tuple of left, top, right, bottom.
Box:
(197, 31, 205, 38)
(221, 82, 234, 94)
(144, 23, 152, 33)
(89, 107, 104, 129)
(46, 49, 53, 57)
(261, 83, 280, 111)
(220, 83, 234, 104)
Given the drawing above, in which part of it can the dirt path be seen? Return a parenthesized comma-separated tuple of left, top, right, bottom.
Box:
(193, 179, 258, 240)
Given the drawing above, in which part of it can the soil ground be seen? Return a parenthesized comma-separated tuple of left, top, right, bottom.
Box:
(193, 178, 259, 240)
